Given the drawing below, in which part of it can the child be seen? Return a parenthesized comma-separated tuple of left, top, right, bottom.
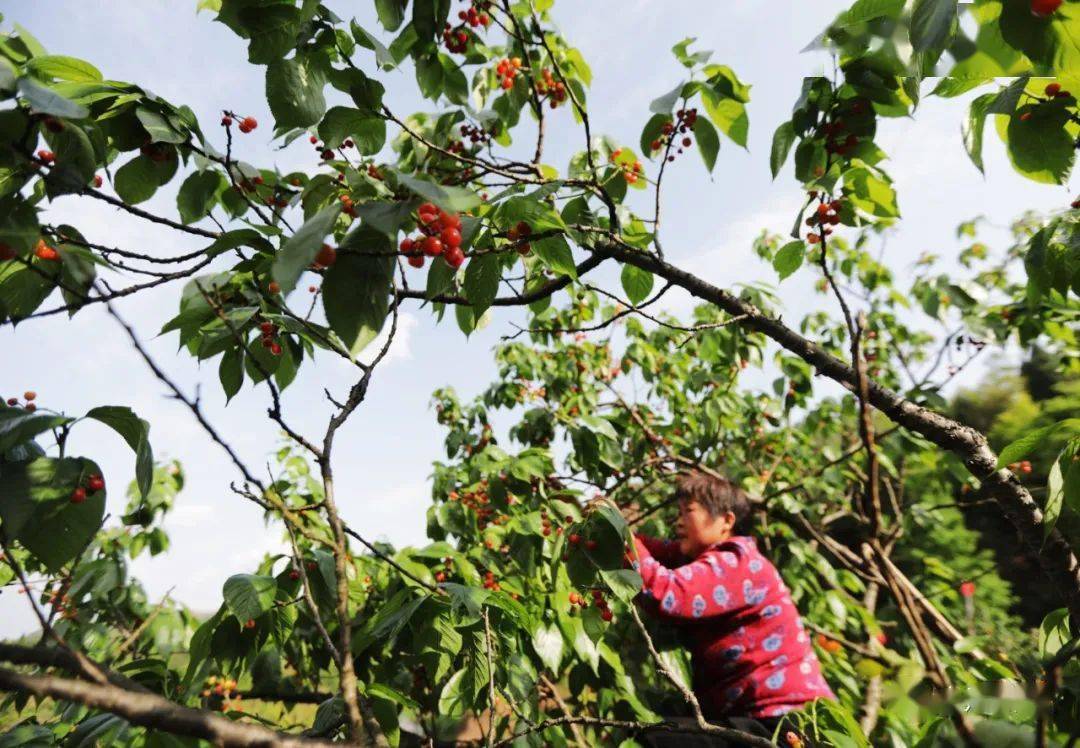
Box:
(631, 471, 834, 744)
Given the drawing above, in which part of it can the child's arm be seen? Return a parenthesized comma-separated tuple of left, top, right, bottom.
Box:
(633, 534, 686, 567)
(632, 537, 754, 620)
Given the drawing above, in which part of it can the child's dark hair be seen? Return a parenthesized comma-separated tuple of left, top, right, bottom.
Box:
(675, 470, 751, 526)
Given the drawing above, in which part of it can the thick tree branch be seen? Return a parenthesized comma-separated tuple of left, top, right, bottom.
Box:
(0, 667, 335, 748)
(594, 240, 1080, 624)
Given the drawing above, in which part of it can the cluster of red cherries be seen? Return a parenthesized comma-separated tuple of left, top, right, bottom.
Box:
(221, 113, 258, 134)
(650, 107, 698, 162)
(567, 588, 613, 621)
(443, 2, 491, 53)
(804, 196, 843, 244)
(820, 118, 858, 157)
(610, 148, 643, 184)
(5, 390, 37, 411)
(496, 57, 522, 90)
(257, 319, 284, 356)
(536, 68, 567, 108)
(70, 472, 105, 504)
(399, 203, 465, 269)
(458, 122, 494, 147)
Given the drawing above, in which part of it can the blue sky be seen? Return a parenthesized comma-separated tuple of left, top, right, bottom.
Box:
(0, 1, 1068, 636)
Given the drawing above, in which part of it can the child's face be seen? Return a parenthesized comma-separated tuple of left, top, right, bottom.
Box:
(676, 499, 735, 557)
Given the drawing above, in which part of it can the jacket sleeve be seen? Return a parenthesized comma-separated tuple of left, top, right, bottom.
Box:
(633, 534, 686, 567)
(632, 537, 755, 620)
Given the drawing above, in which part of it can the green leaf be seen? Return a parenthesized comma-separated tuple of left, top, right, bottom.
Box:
(997, 420, 1079, 467)
(692, 116, 720, 171)
(773, 240, 806, 281)
(704, 64, 751, 103)
(390, 169, 480, 212)
(998, 106, 1075, 185)
(438, 668, 470, 719)
(219, 347, 244, 403)
(317, 106, 386, 153)
(702, 89, 748, 148)
(0, 457, 106, 571)
(841, 0, 905, 25)
(351, 20, 396, 70)
(649, 83, 682, 115)
(962, 93, 995, 174)
(26, 55, 103, 83)
(770, 121, 797, 179)
(265, 56, 326, 130)
(463, 252, 500, 318)
(177, 170, 225, 224)
(353, 200, 414, 238)
(271, 204, 341, 295)
(375, 0, 406, 31)
(600, 568, 643, 602)
(844, 166, 899, 218)
(640, 112, 669, 157)
(323, 228, 395, 356)
(242, 5, 299, 64)
(85, 406, 154, 499)
(136, 107, 187, 144)
(532, 236, 577, 278)
(620, 264, 654, 305)
(910, 0, 957, 52)
(16, 77, 88, 119)
(531, 622, 563, 672)
(0, 405, 71, 455)
(222, 574, 277, 622)
(1045, 458, 1064, 537)
(114, 153, 177, 205)
(986, 76, 1030, 115)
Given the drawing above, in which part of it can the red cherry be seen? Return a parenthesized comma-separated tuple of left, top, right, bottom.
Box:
(245, 618, 256, 629)
(585, 540, 597, 551)
(959, 581, 976, 598)
(435, 571, 446, 583)
(221, 116, 232, 127)
(682, 137, 692, 147)
(439, 210, 462, 228)
(444, 246, 465, 269)
(600, 609, 613, 622)
(569, 534, 581, 545)
(418, 202, 437, 215)
(259, 321, 275, 335)
(419, 210, 439, 226)
(0, 243, 16, 261)
(87, 475, 105, 492)
(70, 487, 86, 504)
(399, 237, 414, 254)
(5, 397, 16, 405)
(407, 254, 424, 268)
(423, 236, 444, 256)
(315, 244, 337, 267)
(34, 243, 59, 261)
(288, 570, 300, 580)
(1031, 0, 1063, 16)
(309, 135, 318, 144)
(92, 174, 103, 188)
(650, 139, 662, 150)
(241, 116, 258, 131)
(440, 227, 462, 248)
(321, 149, 334, 160)
(1046, 82, 1062, 97)
(270, 342, 283, 356)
